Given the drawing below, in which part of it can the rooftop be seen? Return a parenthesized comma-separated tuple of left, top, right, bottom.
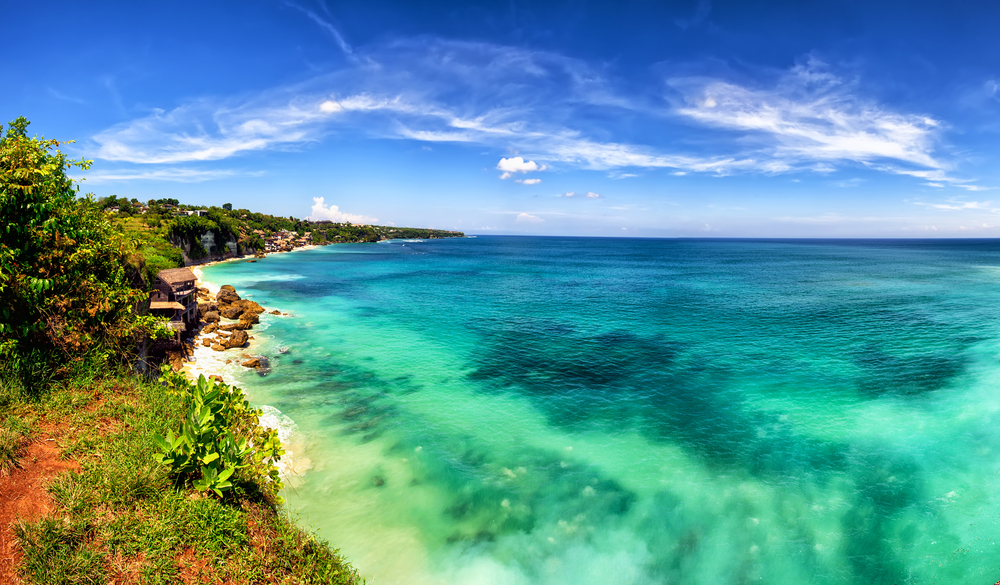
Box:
(156, 267, 197, 285)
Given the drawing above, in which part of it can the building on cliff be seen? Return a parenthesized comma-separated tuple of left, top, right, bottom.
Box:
(150, 267, 198, 337)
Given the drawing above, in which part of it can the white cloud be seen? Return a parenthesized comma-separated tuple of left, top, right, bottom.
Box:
(307, 197, 378, 223)
(516, 178, 542, 185)
(498, 156, 546, 179)
(585, 191, 601, 198)
(561, 192, 576, 197)
(320, 100, 343, 113)
(515, 212, 544, 223)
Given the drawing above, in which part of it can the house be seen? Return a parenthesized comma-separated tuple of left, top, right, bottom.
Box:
(150, 267, 199, 335)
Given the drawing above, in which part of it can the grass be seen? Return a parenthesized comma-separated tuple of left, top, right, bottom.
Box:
(4, 369, 361, 584)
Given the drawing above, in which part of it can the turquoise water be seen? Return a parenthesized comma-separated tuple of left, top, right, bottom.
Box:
(199, 237, 1000, 584)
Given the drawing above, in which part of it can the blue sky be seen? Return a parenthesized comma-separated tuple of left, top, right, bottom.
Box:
(4, 0, 1000, 237)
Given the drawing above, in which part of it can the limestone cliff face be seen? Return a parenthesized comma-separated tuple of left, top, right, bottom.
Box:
(169, 232, 240, 265)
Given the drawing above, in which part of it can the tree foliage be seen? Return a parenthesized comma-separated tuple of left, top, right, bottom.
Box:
(0, 117, 164, 380)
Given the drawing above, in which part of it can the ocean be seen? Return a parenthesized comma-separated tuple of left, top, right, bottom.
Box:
(194, 236, 1000, 584)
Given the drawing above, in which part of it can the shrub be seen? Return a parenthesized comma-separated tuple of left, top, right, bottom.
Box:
(0, 117, 165, 383)
(154, 368, 285, 500)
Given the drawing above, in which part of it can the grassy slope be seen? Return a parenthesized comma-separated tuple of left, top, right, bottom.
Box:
(1, 372, 360, 584)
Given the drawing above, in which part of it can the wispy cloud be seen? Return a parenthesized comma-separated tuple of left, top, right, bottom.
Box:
(670, 60, 948, 175)
(281, 0, 354, 59)
(75, 168, 241, 183)
(47, 88, 86, 105)
(675, 0, 711, 29)
(88, 38, 980, 189)
(516, 178, 542, 185)
(912, 199, 995, 211)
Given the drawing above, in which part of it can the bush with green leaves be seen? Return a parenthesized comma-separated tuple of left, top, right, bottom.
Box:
(155, 367, 285, 500)
(0, 117, 169, 385)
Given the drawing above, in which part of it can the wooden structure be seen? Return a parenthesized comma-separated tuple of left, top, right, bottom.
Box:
(150, 268, 198, 338)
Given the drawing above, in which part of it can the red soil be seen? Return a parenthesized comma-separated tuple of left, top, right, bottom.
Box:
(0, 436, 80, 584)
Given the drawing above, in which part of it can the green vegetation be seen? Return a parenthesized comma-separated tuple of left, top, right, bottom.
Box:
(154, 369, 285, 500)
(3, 371, 360, 584)
(1, 117, 360, 584)
(0, 117, 169, 388)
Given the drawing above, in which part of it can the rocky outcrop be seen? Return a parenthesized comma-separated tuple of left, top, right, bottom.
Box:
(220, 305, 243, 319)
(241, 358, 261, 368)
(222, 329, 248, 349)
(216, 289, 240, 304)
(203, 311, 220, 323)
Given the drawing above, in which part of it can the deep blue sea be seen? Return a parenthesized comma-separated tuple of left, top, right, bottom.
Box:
(196, 237, 1000, 584)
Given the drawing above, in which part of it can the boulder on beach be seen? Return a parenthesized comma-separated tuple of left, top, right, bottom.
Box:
(218, 323, 238, 332)
(223, 329, 248, 349)
(220, 305, 243, 319)
(242, 300, 265, 314)
(201, 339, 211, 347)
(241, 358, 261, 368)
(203, 311, 220, 323)
(202, 323, 218, 334)
(209, 375, 224, 384)
(216, 289, 240, 304)
(241, 312, 260, 325)
(211, 344, 225, 352)
(220, 285, 236, 293)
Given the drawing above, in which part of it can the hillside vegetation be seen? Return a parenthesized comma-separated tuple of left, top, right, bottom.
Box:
(0, 117, 362, 583)
(99, 196, 463, 265)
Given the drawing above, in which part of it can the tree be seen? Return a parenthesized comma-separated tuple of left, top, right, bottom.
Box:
(223, 202, 232, 211)
(0, 117, 161, 383)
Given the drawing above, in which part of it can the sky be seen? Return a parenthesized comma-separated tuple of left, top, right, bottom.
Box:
(4, 0, 1000, 237)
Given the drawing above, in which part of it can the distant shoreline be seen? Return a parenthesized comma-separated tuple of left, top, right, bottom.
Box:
(190, 243, 321, 293)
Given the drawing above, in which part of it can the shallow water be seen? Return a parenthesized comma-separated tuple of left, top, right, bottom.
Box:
(199, 237, 1000, 584)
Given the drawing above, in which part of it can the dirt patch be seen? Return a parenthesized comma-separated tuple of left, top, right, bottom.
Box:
(0, 436, 80, 584)
(176, 547, 222, 585)
(106, 550, 146, 585)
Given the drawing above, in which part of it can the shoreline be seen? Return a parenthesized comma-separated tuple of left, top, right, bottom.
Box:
(181, 259, 312, 482)
(190, 243, 321, 290)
